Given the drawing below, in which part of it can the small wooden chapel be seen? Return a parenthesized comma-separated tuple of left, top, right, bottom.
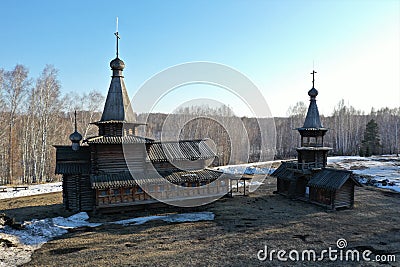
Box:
(271, 71, 361, 210)
(54, 31, 230, 212)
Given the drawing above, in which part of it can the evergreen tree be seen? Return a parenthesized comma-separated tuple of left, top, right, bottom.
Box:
(360, 119, 381, 156)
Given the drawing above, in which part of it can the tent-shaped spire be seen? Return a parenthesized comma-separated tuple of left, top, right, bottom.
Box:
(99, 25, 135, 123)
(100, 56, 135, 122)
(91, 22, 145, 137)
(302, 70, 323, 129)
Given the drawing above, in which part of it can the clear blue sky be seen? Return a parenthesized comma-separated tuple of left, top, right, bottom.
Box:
(1, 0, 399, 117)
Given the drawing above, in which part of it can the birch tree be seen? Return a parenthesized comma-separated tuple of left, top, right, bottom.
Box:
(34, 65, 61, 182)
(2, 65, 30, 184)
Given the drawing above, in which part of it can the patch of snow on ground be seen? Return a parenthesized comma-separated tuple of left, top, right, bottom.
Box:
(0, 212, 97, 267)
(216, 156, 399, 192)
(328, 155, 400, 192)
(216, 162, 275, 175)
(327, 156, 367, 164)
(230, 180, 265, 190)
(215, 161, 278, 191)
(0, 211, 214, 267)
(163, 212, 214, 223)
(112, 212, 214, 225)
(52, 212, 101, 230)
(0, 182, 62, 200)
(0, 234, 34, 267)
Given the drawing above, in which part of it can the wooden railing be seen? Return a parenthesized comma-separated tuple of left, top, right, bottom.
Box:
(286, 161, 323, 171)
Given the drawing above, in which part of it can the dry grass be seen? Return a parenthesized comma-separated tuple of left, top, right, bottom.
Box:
(1, 178, 399, 267)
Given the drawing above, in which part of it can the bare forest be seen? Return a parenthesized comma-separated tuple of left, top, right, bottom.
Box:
(0, 64, 399, 185)
(0, 65, 104, 185)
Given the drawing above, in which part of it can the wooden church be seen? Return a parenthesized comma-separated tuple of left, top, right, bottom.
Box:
(271, 71, 361, 210)
(54, 31, 230, 212)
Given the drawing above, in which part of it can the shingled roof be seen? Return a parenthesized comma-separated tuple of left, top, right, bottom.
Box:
(90, 169, 225, 189)
(302, 97, 322, 129)
(147, 140, 216, 162)
(100, 57, 136, 123)
(270, 162, 296, 181)
(86, 135, 153, 144)
(307, 168, 361, 191)
(271, 163, 361, 191)
(91, 172, 165, 189)
(162, 169, 223, 183)
(54, 146, 91, 175)
(56, 163, 90, 175)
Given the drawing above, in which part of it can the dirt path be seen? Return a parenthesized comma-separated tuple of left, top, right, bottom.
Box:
(1, 179, 399, 266)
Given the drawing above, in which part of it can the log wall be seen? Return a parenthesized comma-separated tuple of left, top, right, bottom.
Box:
(63, 174, 94, 211)
(334, 180, 354, 209)
(95, 179, 229, 208)
(93, 144, 146, 173)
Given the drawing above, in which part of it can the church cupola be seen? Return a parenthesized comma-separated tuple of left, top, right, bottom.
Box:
(302, 71, 323, 130)
(92, 21, 143, 137)
(110, 57, 125, 76)
(69, 110, 82, 151)
(296, 70, 331, 168)
(99, 54, 134, 124)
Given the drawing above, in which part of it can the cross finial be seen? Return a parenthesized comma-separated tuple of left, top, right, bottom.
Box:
(310, 70, 317, 88)
(114, 17, 120, 58)
(74, 110, 77, 132)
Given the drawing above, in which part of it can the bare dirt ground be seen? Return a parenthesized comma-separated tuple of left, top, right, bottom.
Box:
(1, 178, 399, 267)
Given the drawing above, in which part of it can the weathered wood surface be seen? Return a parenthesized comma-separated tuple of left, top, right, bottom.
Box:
(334, 180, 354, 209)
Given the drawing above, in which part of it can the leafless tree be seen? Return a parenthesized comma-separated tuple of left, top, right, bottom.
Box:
(1, 65, 31, 184)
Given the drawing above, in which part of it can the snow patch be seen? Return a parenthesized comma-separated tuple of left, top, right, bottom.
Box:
(52, 212, 101, 230)
(328, 155, 400, 192)
(112, 212, 214, 225)
(0, 182, 62, 200)
(216, 164, 274, 175)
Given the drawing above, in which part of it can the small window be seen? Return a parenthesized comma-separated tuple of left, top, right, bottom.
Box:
(137, 187, 143, 193)
(220, 180, 226, 186)
(302, 137, 308, 146)
(159, 185, 164, 192)
(200, 181, 207, 186)
(191, 182, 197, 187)
(181, 183, 186, 187)
(316, 136, 322, 145)
(125, 188, 131, 195)
(113, 189, 120, 195)
(100, 190, 107, 196)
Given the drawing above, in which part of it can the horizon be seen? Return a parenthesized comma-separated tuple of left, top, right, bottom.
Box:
(0, 0, 399, 117)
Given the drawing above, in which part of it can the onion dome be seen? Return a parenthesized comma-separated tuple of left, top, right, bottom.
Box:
(69, 131, 82, 142)
(110, 57, 125, 70)
(308, 87, 318, 98)
(70, 111, 82, 151)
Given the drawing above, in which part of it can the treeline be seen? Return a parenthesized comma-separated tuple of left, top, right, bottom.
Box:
(136, 106, 263, 166)
(275, 101, 399, 159)
(0, 65, 104, 185)
(139, 103, 399, 164)
(1, 64, 399, 185)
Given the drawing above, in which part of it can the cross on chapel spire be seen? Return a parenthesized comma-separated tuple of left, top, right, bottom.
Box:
(310, 70, 317, 88)
(115, 17, 120, 58)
